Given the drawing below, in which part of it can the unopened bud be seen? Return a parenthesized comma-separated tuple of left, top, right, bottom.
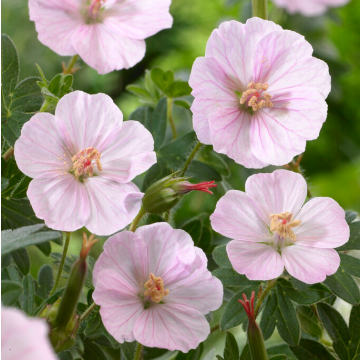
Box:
(142, 173, 217, 214)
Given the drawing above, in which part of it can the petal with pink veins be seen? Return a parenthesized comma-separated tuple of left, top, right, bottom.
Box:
(227, 240, 284, 281)
(294, 197, 349, 249)
(93, 270, 144, 344)
(134, 304, 210, 353)
(27, 173, 90, 232)
(282, 245, 340, 284)
(14, 112, 72, 178)
(71, 23, 146, 74)
(245, 170, 307, 225)
(55, 91, 123, 155)
(210, 190, 270, 242)
(99, 121, 156, 183)
(208, 107, 268, 168)
(92, 232, 148, 288)
(85, 177, 143, 236)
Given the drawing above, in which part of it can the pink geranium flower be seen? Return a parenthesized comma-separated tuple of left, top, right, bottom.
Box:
(272, 0, 350, 16)
(2, 307, 57, 360)
(189, 18, 330, 169)
(92, 222, 223, 352)
(14, 91, 156, 235)
(29, 0, 173, 74)
(210, 170, 349, 284)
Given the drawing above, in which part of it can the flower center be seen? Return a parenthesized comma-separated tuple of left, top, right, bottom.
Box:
(270, 212, 301, 242)
(90, 0, 106, 15)
(71, 147, 102, 180)
(240, 82, 273, 111)
(144, 273, 169, 304)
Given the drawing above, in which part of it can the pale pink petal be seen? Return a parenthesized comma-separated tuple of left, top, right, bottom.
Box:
(167, 249, 223, 314)
(295, 197, 350, 248)
(134, 304, 210, 353)
(55, 91, 123, 155)
(29, 0, 82, 55)
(27, 173, 89, 232)
(210, 190, 270, 242)
(85, 177, 143, 236)
(245, 170, 307, 225)
(2, 307, 58, 360)
(136, 223, 197, 285)
(282, 245, 340, 284)
(205, 18, 282, 88)
(93, 270, 144, 343)
(71, 24, 146, 74)
(208, 107, 268, 168)
(104, 0, 173, 39)
(190, 99, 216, 144)
(14, 113, 72, 178)
(93, 231, 148, 288)
(99, 121, 156, 183)
(226, 240, 284, 281)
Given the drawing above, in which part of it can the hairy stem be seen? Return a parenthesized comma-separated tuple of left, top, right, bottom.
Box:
(179, 141, 202, 177)
(63, 55, 79, 75)
(2, 147, 14, 161)
(252, 0, 268, 19)
(80, 302, 97, 322)
(134, 342, 143, 360)
(50, 232, 71, 296)
(254, 278, 277, 317)
(129, 206, 146, 232)
(167, 97, 177, 139)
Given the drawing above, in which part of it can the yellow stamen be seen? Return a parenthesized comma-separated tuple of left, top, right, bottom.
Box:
(240, 82, 273, 111)
(144, 274, 169, 303)
(71, 147, 102, 180)
(270, 212, 301, 242)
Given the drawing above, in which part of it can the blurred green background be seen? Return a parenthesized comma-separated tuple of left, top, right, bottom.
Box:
(2, 0, 359, 357)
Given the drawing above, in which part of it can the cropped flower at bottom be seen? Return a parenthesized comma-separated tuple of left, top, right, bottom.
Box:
(92, 222, 223, 352)
(210, 170, 350, 284)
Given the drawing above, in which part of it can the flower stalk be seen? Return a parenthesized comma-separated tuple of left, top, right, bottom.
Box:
(129, 206, 147, 232)
(134, 342, 143, 360)
(167, 97, 177, 139)
(2, 147, 14, 161)
(62, 54, 79, 75)
(179, 141, 202, 177)
(252, 0, 268, 20)
(254, 278, 277, 317)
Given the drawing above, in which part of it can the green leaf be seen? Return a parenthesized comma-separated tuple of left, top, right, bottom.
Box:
(176, 343, 203, 360)
(20, 274, 35, 315)
(212, 268, 255, 288)
(187, 160, 222, 181)
(291, 277, 310, 291)
(34, 287, 64, 315)
(182, 218, 203, 245)
(151, 67, 174, 92)
(277, 278, 331, 305)
(1, 177, 9, 192)
(200, 150, 230, 178)
(197, 226, 213, 253)
(126, 84, 153, 102)
(337, 221, 360, 251)
(1, 280, 23, 305)
(259, 293, 277, 340)
(152, 97, 167, 150)
(141, 157, 170, 192)
(129, 105, 154, 132)
(37, 264, 54, 299)
(1, 224, 62, 255)
(224, 332, 239, 360)
(48, 73, 63, 96)
(84, 310, 103, 338)
(240, 344, 251, 360)
(121, 342, 137, 360)
(269, 356, 287, 360)
(317, 302, 350, 360)
(339, 253, 360, 277)
(213, 245, 232, 268)
(296, 305, 323, 339)
(174, 99, 191, 109)
(267, 345, 297, 360)
(1, 34, 19, 96)
(168, 81, 192, 97)
(290, 338, 337, 360)
(158, 131, 197, 169)
(349, 304, 360, 360)
(324, 266, 360, 305)
(83, 339, 108, 360)
(11, 248, 30, 275)
(36, 241, 52, 257)
(345, 211, 357, 224)
(275, 282, 301, 346)
(2, 264, 22, 283)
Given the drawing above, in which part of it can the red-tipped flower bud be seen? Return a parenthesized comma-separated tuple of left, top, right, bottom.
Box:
(239, 291, 268, 360)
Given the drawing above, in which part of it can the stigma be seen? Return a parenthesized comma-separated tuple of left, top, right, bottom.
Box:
(89, 0, 105, 15)
(270, 212, 301, 242)
(144, 274, 169, 303)
(240, 82, 273, 111)
(72, 147, 102, 180)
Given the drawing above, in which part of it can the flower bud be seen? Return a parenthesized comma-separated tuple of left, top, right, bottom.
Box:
(142, 173, 217, 214)
(239, 291, 268, 360)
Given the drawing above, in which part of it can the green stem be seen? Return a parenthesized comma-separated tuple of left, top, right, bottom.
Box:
(167, 97, 177, 139)
(254, 278, 277, 317)
(252, 0, 268, 19)
(179, 141, 202, 177)
(80, 302, 97, 322)
(129, 206, 146, 232)
(134, 342, 143, 360)
(2, 147, 14, 161)
(63, 55, 79, 75)
(50, 232, 71, 296)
